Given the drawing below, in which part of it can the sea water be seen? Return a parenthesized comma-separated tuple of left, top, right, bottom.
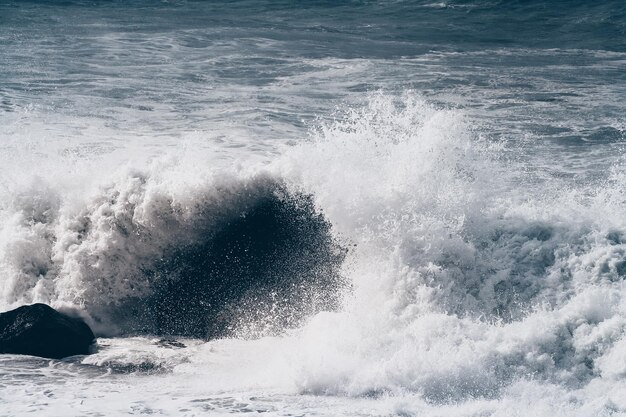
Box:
(1, 1, 626, 416)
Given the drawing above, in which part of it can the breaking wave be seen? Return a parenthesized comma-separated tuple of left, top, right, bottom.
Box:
(278, 93, 626, 402)
(2, 93, 626, 408)
(0, 170, 347, 337)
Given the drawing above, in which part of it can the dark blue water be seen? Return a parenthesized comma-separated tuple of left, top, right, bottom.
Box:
(4, 1, 626, 54)
(1, 1, 624, 166)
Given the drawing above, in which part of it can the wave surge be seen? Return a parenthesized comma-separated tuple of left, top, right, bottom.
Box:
(0, 172, 347, 338)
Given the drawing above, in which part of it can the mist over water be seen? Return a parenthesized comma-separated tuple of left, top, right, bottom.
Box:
(1, 1, 626, 416)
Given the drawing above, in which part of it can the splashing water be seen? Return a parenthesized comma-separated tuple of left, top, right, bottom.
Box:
(2, 93, 626, 415)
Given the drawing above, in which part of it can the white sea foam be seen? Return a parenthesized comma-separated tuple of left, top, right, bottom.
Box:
(1, 93, 626, 415)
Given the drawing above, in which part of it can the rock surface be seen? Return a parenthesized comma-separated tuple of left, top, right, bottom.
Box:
(0, 303, 95, 359)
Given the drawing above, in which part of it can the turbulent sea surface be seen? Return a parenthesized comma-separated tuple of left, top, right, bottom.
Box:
(1, 1, 626, 415)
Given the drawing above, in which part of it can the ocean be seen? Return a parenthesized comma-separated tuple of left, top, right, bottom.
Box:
(1, 1, 626, 415)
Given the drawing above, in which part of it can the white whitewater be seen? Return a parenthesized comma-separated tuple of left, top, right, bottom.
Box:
(1, 94, 626, 416)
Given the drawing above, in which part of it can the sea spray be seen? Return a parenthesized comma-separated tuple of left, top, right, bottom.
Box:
(0, 167, 347, 337)
(274, 93, 626, 403)
(0, 94, 625, 415)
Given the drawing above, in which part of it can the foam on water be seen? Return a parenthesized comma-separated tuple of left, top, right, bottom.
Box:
(277, 94, 626, 402)
(1, 93, 626, 415)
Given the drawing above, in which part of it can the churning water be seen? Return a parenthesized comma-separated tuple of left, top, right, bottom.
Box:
(1, 1, 626, 415)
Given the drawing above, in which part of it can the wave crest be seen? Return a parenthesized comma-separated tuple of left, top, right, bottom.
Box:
(1, 170, 347, 337)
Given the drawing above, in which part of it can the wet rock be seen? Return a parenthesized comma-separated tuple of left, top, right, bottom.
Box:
(0, 303, 95, 359)
(155, 338, 186, 349)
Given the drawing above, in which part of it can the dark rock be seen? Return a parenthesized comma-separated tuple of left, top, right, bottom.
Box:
(0, 303, 95, 359)
(155, 338, 186, 349)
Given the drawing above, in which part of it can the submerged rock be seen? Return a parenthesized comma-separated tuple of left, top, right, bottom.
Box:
(155, 338, 186, 349)
(0, 303, 95, 359)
